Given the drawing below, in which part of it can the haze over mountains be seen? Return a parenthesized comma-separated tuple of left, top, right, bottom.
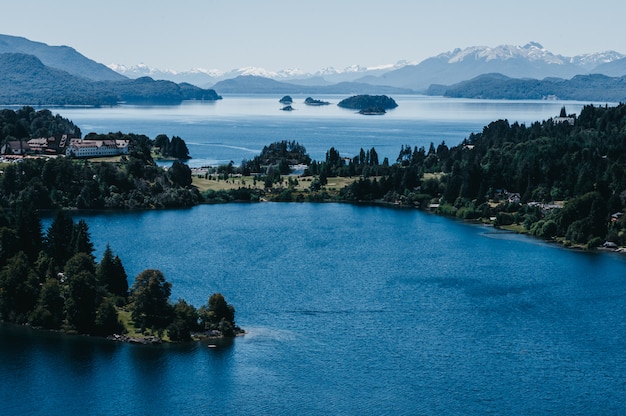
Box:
(110, 42, 626, 92)
(108, 61, 414, 88)
(2, 33, 626, 104)
(0, 34, 221, 105)
(0, 34, 125, 82)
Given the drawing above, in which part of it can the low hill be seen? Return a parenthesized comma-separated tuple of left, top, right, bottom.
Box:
(427, 73, 626, 102)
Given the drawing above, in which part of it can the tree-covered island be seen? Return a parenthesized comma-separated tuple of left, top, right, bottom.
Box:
(337, 94, 398, 112)
(304, 97, 330, 106)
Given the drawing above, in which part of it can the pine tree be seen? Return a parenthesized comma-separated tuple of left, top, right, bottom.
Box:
(71, 219, 94, 259)
(45, 210, 74, 268)
(97, 244, 128, 298)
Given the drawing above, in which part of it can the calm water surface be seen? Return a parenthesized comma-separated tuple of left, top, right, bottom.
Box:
(3, 203, 626, 415)
(2, 98, 625, 415)
(49, 95, 592, 166)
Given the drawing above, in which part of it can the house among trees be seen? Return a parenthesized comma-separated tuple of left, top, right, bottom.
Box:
(2, 135, 74, 157)
(1, 140, 30, 155)
(27, 135, 70, 155)
(554, 106, 575, 125)
(65, 138, 129, 158)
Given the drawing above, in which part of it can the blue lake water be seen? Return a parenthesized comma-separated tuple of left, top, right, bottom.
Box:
(2, 97, 625, 415)
(48, 95, 591, 166)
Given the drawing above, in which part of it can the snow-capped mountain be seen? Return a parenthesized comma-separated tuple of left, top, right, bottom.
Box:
(444, 42, 565, 64)
(107, 63, 225, 86)
(109, 61, 413, 87)
(568, 51, 626, 70)
(439, 42, 624, 69)
(109, 42, 626, 91)
(358, 42, 626, 91)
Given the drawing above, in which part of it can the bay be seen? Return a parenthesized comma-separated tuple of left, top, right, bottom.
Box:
(2, 97, 625, 415)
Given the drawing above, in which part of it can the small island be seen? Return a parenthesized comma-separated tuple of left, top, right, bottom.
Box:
(279, 95, 293, 104)
(304, 97, 330, 106)
(280, 105, 295, 111)
(337, 94, 398, 112)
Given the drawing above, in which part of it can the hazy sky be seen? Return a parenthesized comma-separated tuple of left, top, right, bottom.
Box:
(2, 0, 625, 73)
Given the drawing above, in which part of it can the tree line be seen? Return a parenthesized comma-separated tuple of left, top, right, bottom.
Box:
(328, 104, 626, 247)
(0, 107, 240, 341)
(217, 105, 626, 248)
(0, 106, 81, 143)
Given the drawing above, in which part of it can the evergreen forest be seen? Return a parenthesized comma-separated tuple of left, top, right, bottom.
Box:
(222, 104, 626, 249)
(0, 209, 241, 341)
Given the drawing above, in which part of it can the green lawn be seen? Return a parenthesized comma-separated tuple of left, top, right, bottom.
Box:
(192, 175, 361, 194)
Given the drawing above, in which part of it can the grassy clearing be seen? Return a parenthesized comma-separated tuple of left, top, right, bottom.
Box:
(192, 175, 257, 192)
(498, 223, 528, 233)
(117, 307, 171, 341)
(86, 156, 123, 163)
(423, 172, 445, 181)
(192, 174, 362, 194)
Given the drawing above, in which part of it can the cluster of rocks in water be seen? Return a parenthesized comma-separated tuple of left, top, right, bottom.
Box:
(279, 96, 331, 111)
(278, 94, 396, 114)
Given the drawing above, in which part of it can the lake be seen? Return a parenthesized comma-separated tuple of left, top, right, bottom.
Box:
(2, 97, 625, 415)
(48, 95, 592, 167)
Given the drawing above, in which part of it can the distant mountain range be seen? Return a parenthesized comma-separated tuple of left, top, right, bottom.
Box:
(108, 61, 413, 89)
(210, 75, 414, 95)
(0, 34, 220, 105)
(2, 33, 626, 103)
(0, 34, 125, 81)
(110, 42, 626, 93)
(357, 42, 625, 91)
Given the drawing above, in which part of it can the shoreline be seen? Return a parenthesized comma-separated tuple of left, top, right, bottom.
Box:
(40, 196, 626, 254)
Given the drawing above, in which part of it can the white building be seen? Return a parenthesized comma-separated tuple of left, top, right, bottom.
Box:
(65, 139, 130, 158)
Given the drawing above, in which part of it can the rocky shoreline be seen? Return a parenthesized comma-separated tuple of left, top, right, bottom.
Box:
(107, 334, 163, 344)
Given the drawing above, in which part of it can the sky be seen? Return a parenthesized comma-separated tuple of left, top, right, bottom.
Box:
(2, 0, 626, 73)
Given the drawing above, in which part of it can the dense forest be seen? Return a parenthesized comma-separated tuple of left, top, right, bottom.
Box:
(0, 106, 81, 143)
(323, 103, 626, 248)
(0, 208, 241, 341)
(221, 104, 626, 248)
(0, 108, 240, 341)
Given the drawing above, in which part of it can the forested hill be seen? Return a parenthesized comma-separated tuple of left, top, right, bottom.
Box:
(0, 106, 81, 142)
(0, 53, 222, 105)
(430, 104, 626, 207)
(427, 73, 626, 102)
